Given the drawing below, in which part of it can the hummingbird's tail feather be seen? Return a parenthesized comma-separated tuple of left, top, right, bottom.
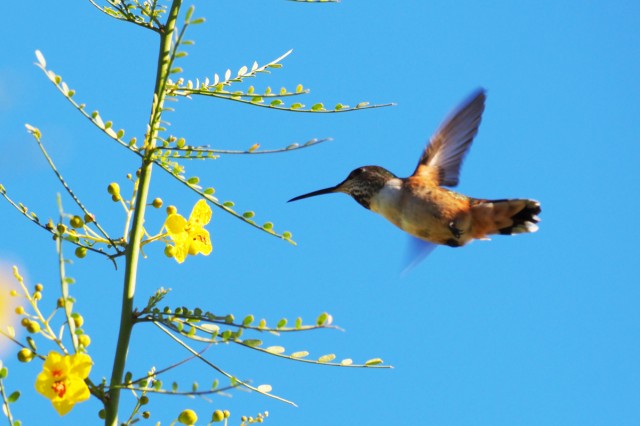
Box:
(470, 198, 541, 238)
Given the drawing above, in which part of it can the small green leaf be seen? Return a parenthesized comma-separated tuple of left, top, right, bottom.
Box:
(290, 103, 304, 110)
(257, 384, 272, 393)
(341, 359, 353, 366)
(262, 222, 273, 230)
(270, 99, 284, 107)
(316, 312, 331, 326)
(295, 317, 302, 329)
(184, 5, 195, 22)
(191, 17, 206, 25)
(243, 339, 262, 347)
(35, 49, 46, 67)
(311, 103, 325, 111)
(242, 315, 254, 326)
(266, 346, 285, 354)
(356, 101, 370, 108)
(204, 187, 215, 195)
(318, 354, 336, 363)
(187, 176, 200, 185)
(223, 201, 235, 208)
(296, 84, 303, 93)
(7, 391, 20, 403)
(276, 318, 287, 328)
(365, 358, 383, 366)
(291, 351, 309, 359)
(242, 211, 255, 219)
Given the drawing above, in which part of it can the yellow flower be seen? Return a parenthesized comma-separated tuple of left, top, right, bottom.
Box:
(35, 351, 92, 416)
(164, 199, 213, 263)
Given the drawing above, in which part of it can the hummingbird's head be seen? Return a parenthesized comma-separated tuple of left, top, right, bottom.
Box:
(288, 166, 396, 209)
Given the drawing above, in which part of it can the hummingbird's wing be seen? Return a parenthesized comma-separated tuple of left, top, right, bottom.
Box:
(412, 89, 486, 187)
(402, 236, 438, 275)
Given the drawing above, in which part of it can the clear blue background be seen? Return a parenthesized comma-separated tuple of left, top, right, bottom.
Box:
(1, 1, 639, 425)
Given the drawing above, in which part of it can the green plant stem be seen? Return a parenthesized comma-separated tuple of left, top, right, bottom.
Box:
(104, 1, 182, 424)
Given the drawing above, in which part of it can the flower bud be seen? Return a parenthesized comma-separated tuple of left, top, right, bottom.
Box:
(152, 198, 163, 208)
(212, 410, 225, 422)
(18, 348, 35, 363)
(166, 205, 177, 215)
(72, 313, 84, 328)
(75, 247, 88, 259)
(26, 320, 41, 333)
(70, 215, 84, 228)
(78, 334, 91, 348)
(107, 183, 120, 195)
(178, 409, 198, 425)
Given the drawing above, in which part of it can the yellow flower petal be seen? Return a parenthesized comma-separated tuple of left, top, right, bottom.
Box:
(165, 214, 188, 235)
(68, 353, 92, 379)
(189, 199, 212, 227)
(188, 228, 212, 256)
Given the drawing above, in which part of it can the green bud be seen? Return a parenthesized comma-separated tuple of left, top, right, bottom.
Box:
(78, 334, 91, 347)
(152, 198, 163, 208)
(69, 215, 84, 228)
(18, 348, 35, 362)
(26, 320, 41, 333)
(72, 313, 84, 328)
(75, 247, 87, 259)
(166, 205, 177, 215)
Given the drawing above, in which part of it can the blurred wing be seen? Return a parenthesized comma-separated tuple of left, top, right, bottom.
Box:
(401, 236, 438, 276)
(413, 89, 486, 187)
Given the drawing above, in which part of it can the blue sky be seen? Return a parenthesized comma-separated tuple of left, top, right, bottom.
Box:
(1, 1, 639, 425)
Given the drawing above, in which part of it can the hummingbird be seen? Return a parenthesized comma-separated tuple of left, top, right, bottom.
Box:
(288, 89, 540, 259)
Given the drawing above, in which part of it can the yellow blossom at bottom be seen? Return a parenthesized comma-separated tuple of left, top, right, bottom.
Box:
(35, 351, 93, 415)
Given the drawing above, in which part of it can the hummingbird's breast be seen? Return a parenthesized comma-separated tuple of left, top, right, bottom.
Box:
(369, 177, 472, 245)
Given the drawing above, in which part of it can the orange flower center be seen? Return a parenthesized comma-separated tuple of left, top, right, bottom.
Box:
(52, 380, 66, 398)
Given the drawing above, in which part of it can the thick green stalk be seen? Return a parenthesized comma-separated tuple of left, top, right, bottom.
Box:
(104, 2, 182, 425)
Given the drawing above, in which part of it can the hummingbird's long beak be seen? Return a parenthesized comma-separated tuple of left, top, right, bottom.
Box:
(288, 186, 339, 202)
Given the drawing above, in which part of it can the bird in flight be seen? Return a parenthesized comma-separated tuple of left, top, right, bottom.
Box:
(289, 89, 540, 261)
